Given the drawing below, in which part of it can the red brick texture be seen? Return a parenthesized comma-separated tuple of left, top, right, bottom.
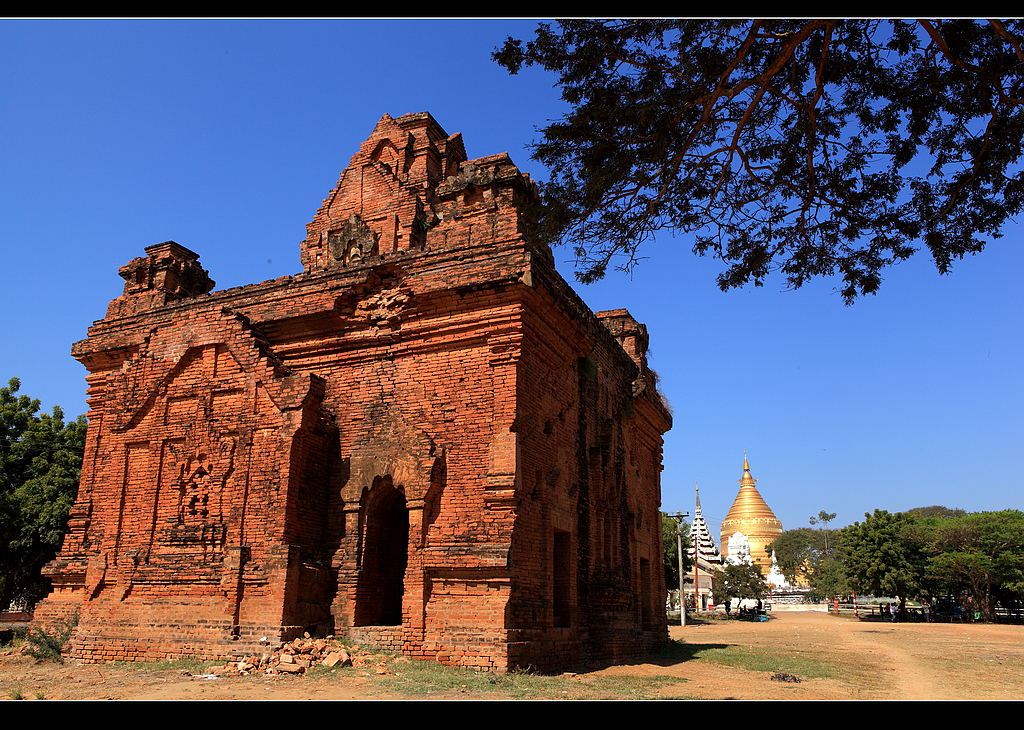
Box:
(33, 112, 672, 672)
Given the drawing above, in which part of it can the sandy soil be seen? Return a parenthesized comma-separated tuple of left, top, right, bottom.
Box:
(652, 611, 1024, 700)
(2, 611, 1022, 700)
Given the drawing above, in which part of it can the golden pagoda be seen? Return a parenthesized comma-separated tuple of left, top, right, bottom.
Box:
(720, 455, 784, 576)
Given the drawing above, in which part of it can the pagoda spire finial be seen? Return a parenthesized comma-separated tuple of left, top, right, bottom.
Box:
(740, 452, 756, 485)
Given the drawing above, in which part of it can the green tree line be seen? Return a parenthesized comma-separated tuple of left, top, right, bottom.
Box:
(768, 506, 1024, 620)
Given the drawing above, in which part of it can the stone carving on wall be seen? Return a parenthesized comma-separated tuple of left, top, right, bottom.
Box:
(329, 214, 379, 264)
(168, 434, 237, 557)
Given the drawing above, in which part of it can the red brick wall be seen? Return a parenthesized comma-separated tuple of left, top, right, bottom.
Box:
(34, 112, 670, 671)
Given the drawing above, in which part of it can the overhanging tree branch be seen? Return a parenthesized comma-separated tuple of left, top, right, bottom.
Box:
(494, 19, 1024, 303)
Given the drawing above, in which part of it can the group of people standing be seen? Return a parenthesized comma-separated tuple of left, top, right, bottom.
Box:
(879, 601, 932, 622)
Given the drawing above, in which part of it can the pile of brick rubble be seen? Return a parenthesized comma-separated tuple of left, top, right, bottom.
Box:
(199, 634, 407, 677)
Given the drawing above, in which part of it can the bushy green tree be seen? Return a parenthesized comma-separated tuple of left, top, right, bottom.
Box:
(838, 508, 1024, 620)
(768, 527, 821, 584)
(713, 561, 769, 605)
(919, 510, 1024, 621)
(494, 20, 1024, 303)
(840, 509, 926, 609)
(768, 507, 844, 598)
(0, 378, 86, 611)
(808, 555, 851, 603)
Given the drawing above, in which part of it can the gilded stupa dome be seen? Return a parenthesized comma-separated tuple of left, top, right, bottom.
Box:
(720, 455, 784, 575)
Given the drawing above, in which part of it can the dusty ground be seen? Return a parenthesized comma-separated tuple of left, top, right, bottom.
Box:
(2, 611, 1022, 700)
(647, 611, 1024, 700)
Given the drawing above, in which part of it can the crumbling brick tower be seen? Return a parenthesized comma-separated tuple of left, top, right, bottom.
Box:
(34, 112, 672, 671)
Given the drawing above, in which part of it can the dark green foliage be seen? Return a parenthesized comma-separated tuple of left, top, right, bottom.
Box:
(712, 560, 769, 604)
(840, 509, 926, 604)
(807, 555, 850, 603)
(494, 20, 1024, 303)
(918, 510, 1024, 621)
(0, 378, 86, 611)
(768, 527, 822, 584)
(578, 355, 601, 381)
(830, 508, 1024, 618)
(769, 509, 846, 599)
(907, 505, 968, 520)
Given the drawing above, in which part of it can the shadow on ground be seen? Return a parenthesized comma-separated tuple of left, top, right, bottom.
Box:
(648, 640, 731, 667)
(561, 633, 733, 673)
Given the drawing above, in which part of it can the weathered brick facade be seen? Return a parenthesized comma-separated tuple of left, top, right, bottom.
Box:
(34, 112, 672, 671)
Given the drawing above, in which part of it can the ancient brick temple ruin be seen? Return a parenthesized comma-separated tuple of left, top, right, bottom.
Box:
(33, 112, 672, 671)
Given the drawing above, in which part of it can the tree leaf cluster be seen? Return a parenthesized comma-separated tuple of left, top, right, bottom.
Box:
(0, 378, 86, 612)
(712, 560, 769, 604)
(768, 527, 823, 584)
(767, 508, 842, 599)
(838, 507, 1024, 619)
(839, 509, 926, 604)
(494, 19, 1024, 303)
(769, 527, 849, 601)
(906, 504, 967, 520)
(916, 509, 1024, 620)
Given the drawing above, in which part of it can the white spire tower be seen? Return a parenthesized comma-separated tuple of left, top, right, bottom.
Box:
(688, 482, 722, 567)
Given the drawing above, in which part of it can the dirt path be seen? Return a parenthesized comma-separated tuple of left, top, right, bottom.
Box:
(3, 611, 1022, 700)
(820, 615, 1024, 700)
(596, 611, 1024, 700)
(827, 620, 948, 699)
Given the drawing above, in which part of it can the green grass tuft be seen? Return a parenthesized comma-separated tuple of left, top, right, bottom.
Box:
(671, 638, 850, 682)
(23, 614, 78, 662)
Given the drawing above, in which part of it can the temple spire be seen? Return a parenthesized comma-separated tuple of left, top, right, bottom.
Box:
(688, 480, 721, 567)
(721, 454, 783, 575)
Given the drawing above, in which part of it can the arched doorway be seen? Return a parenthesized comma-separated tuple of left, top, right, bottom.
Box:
(355, 476, 409, 626)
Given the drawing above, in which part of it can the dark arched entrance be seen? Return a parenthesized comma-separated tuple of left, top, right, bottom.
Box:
(354, 476, 409, 626)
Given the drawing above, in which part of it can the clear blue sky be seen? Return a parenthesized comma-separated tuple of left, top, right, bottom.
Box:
(2, 19, 1021, 540)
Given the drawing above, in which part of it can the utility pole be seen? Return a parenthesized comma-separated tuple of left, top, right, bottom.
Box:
(669, 511, 690, 626)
